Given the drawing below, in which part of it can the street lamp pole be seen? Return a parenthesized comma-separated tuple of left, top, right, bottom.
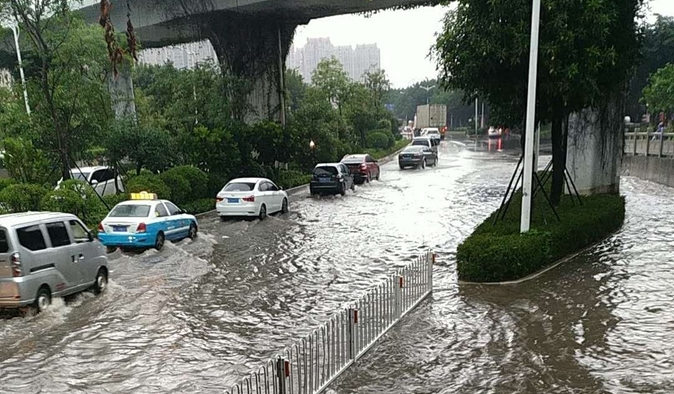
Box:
(520, 0, 542, 233)
(8, 22, 30, 115)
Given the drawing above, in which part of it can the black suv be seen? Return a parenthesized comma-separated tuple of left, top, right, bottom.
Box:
(310, 163, 355, 196)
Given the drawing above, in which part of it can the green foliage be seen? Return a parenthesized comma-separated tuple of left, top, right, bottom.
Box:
(457, 189, 626, 283)
(163, 166, 209, 199)
(366, 130, 393, 150)
(126, 174, 170, 199)
(0, 183, 48, 213)
(180, 198, 215, 215)
(2, 137, 53, 185)
(0, 179, 15, 193)
(642, 63, 674, 115)
(105, 117, 175, 174)
(277, 170, 312, 190)
(103, 192, 130, 207)
(367, 139, 410, 160)
(159, 171, 190, 205)
(40, 180, 107, 227)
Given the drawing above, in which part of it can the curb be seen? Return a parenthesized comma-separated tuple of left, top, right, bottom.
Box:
(194, 143, 410, 218)
(457, 237, 610, 286)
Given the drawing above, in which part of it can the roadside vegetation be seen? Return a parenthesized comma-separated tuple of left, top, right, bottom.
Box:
(0, 4, 407, 222)
(457, 183, 625, 283)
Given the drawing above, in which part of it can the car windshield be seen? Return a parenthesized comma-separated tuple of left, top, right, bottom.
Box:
(71, 171, 90, 181)
(109, 204, 151, 218)
(412, 140, 430, 146)
(314, 166, 338, 176)
(224, 182, 256, 192)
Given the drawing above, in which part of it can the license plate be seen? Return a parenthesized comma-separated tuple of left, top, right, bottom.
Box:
(227, 198, 239, 203)
(112, 226, 127, 232)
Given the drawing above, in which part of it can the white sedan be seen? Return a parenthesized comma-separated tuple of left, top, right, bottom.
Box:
(216, 177, 289, 220)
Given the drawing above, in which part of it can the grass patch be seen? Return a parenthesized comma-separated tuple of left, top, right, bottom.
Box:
(457, 184, 625, 283)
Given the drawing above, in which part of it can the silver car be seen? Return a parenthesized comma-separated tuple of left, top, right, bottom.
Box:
(0, 212, 109, 312)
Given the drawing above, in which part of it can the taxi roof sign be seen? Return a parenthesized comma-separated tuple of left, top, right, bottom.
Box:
(130, 191, 158, 200)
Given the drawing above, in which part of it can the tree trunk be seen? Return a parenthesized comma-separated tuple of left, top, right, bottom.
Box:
(550, 113, 568, 206)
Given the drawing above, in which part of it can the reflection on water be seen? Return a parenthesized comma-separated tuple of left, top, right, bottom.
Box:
(1, 147, 672, 393)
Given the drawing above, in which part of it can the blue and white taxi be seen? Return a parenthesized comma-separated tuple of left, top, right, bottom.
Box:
(97, 192, 198, 252)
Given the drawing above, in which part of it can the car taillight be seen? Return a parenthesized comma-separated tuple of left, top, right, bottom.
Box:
(98, 223, 105, 233)
(216, 197, 224, 202)
(137, 223, 147, 233)
(11, 252, 22, 277)
(242, 196, 255, 202)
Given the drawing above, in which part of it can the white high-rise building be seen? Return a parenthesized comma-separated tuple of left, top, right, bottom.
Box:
(287, 38, 380, 83)
(137, 40, 218, 69)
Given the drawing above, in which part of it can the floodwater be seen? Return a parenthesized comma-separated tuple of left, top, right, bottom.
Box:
(1, 142, 672, 393)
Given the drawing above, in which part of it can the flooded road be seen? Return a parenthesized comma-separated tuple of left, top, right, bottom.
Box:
(1, 142, 672, 393)
(328, 177, 674, 393)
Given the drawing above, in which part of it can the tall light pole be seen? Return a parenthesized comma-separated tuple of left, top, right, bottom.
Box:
(420, 84, 435, 129)
(5, 20, 31, 115)
(520, 0, 542, 233)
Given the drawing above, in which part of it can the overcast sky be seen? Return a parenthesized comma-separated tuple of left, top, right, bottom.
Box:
(294, 0, 674, 88)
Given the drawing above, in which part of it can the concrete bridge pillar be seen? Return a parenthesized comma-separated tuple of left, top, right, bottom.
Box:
(203, 14, 297, 124)
(566, 91, 624, 195)
(107, 61, 137, 118)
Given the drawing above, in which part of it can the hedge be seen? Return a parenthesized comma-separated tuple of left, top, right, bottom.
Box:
(126, 174, 171, 199)
(456, 188, 625, 283)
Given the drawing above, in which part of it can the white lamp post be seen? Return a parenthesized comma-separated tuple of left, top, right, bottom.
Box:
(520, 0, 542, 233)
(3, 18, 31, 115)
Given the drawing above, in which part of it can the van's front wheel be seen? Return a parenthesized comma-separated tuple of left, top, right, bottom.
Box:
(34, 287, 51, 313)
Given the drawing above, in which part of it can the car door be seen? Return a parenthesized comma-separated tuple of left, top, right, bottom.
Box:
(68, 219, 98, 285)
(154, 202, 174, 240)
(366, 155, 379, 177)
(266, 182, 282, 213)
(164, 201, 190, 238)
(423, 147, 436, 165)
(45, 220, 89, 291)
(257, 181, 271, 210)
(340, 164, 352, 189)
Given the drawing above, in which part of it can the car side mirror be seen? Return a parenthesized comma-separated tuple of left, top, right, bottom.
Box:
(90, 180, 99, 185)
(88, 231, 95, 242)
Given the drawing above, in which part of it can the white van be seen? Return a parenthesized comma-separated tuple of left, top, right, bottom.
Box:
(57, 166, 125, 197)
(0, 212, 109, 312)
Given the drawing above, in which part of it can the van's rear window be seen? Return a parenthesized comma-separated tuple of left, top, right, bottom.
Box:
(0, 230, 8, 253)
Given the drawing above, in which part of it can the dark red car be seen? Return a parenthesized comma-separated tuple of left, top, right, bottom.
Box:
(341, 154, 381, 184)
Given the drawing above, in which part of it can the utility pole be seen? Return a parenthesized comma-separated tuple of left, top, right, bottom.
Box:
(475, 97, 479, 148)
(481, 102, 485, 128)
(521, 0, 542, 233)
(7, 21, 31, 115)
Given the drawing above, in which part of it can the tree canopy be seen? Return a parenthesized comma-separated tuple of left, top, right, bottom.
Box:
(434, 0, 644, 204)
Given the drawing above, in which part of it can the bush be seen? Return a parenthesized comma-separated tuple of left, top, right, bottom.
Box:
(163, 166, 209, 199)
(207, 172, 228, 196)
(159, 171, 191, 205)
(103, 193, 130, 208)
(181, 198, 215, 215)
(126, 174, 170, 199)
(368, 139, 410, 160)
(40, 180, 108, 227)
(457, 189, 626, 283)
(0, 183, 48, 213)
(0, 178, 15, 193)
(366, 130, 392, 150)
(277, 170, 312, 189)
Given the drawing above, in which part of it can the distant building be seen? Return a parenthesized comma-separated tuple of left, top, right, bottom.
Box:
(288, 38, 381, 83)
(137, 40, 218, 69)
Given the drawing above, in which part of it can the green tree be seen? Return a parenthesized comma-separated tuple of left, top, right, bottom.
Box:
(642, 64, 674, 116)
(2, 137, 53, 184)
(285, 68, 306, 113)
(1, 2, 113, 180)
(628, 15, 674, 121)
(311, 57, 351, 114)
(435, 0, 644, 205)
(362, 69, 391, 107)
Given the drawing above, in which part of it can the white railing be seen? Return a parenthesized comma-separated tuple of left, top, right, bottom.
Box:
(226, 251, 435, 394)
(624, 129, 674, 157)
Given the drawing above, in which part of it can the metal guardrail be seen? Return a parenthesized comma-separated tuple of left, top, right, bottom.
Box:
(226, 251, 435, 394)
(624, 129, 674, 157)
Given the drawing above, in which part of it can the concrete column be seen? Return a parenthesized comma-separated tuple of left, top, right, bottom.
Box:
(203, 13, 297, 124)
(566, 91, 624, 195)
(107, 60, 136, 118)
